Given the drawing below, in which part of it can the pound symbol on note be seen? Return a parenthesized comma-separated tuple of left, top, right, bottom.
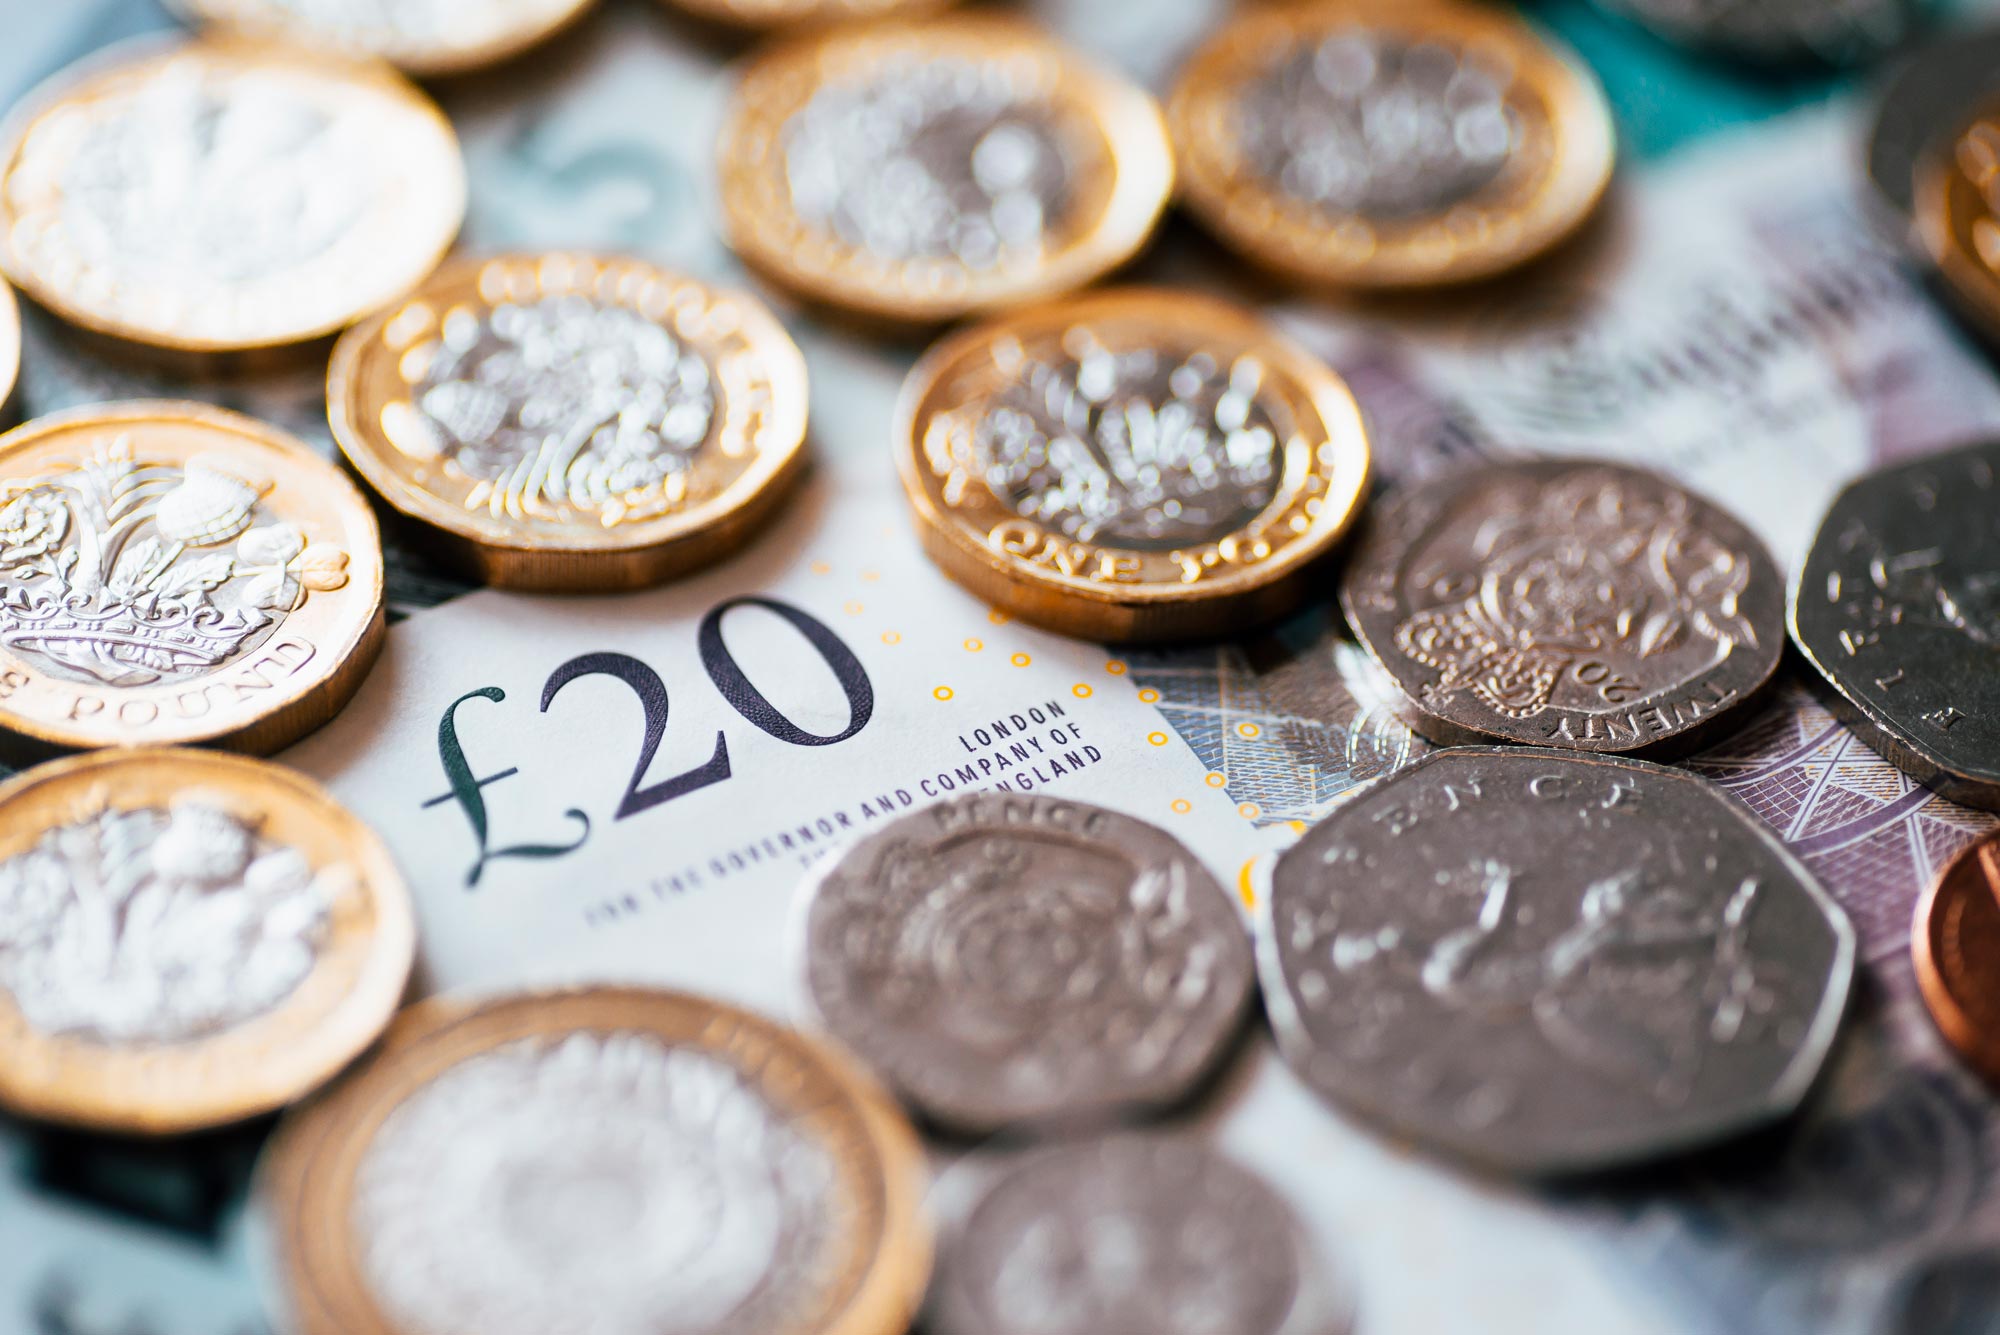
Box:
(425, 686, 591, 888)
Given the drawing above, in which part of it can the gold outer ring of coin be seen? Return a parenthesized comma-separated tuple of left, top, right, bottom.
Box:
(165, 0, 601, 77)
(1167, 0, 1616, 289)
(1918, 105, 2000, 345)
(716, 14, 1174, 326)
(0, 277, 18, 424)
(0, 748, 414, 1134)
(328, 252, 810, 592)
(0, 400, 385, 757)
(658, 0, 958, 32)
(0, 34, 465, 361)
(895, 287, 1373, 643)
(1913, 832, 2000, 1083)
(256, 986, 932, 1335)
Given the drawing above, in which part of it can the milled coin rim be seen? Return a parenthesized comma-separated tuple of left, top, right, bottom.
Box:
(0, 398, 386, 755)
(0, 33, 467, 355)
(256, 985, 932, 1335)
(326, 252, 810, 589)
(1255, 746, 1858, 1176)
(1167, 0, 1616, 289)
(1912, 833, 2000, 1083)
(164, 0, 601, 77)
(894, 286, 1372, 642)
(716, 13, 1175, 325)
(0, 747, 415, 1134)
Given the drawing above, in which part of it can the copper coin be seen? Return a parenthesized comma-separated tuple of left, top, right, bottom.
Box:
(1914, 833, 2000, 1083)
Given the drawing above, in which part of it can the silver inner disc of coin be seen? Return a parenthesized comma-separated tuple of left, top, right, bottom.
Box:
(782, 57, 1075, 271)
(975, 333, 1288, 548)
(1234, 32, 1519, 220)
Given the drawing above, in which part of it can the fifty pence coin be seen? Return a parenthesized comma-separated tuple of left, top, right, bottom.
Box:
(257, 987, 931, 1335)
(0, 748, 413, 1133)
(717, 15, 1172, 326)
(1260, 748, 1855, 1175)
(796, 792, 1255, 1134)
(166, 0, 599, 77)
(1862, 26, 2000, 232)
(1341, 460, 1784, 756)
(1789, 441, 2000, 809)
(0, 35, 464, 360)
(897, 288, 1371, 643)
(927, 1137, 1351, 1335)
(1919, 106, 2000, 346)
(1167, 0, 1615, 289)
(0, 401, 385, 757)
(1587, 0, 1918, 67)
(328, 253, 809, 592)
(1912, 832, 2000, 1083)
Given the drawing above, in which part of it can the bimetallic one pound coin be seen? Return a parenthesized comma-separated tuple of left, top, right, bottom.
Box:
(1168, 0, 1614, 289)
(1789, 441, 2000, 810)
(328, 254, 808, 591)
(0, 36, 465, 358)
(1919, 107, 2000, 346)
(0, 748, 413, 1133)
(1863, 28, 2000, 232)
(928, 1138, 1350, 1335)
(897, 288, 1371, 642)
(796, 792, 1255, 1134)
(1913, 833, 2000, 1084)
(0, 401, 385, 756)
(166, 0, 598, 77)
(258, 987, 930, 1335)
(1260, 748, 1855, 1175)
(1342, 461, 1783, 755)
(717, 16, 1172, 326)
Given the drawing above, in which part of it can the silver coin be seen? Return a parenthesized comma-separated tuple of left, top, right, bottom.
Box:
(1588, 0, 1919, 66)
(794, 792, 1254, 1134)
(927, 1136, 1350, 1335)
(1259, 747, 1855, 1175)
(1863, 27, 2000, 229)
(1340, 460, 1785, 756)
(1789, 440, 2000, 810)
(1877, 1247, 2000, 1335)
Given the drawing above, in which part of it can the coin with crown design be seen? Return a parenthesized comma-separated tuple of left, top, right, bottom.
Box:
(0, 401, 385, 757)
(716, 15, 1173, 327)
(166, 0, 600, 77)
(896, 288, 1371, 642)
(328, 253, 808, 591)
(1167, 0, 1615, 290)
(0, 747, 413, 1133)
(0, 34, 464, 361)
(257, 986, 931, 1335)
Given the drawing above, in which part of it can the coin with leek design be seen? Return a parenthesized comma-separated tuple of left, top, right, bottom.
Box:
(0, 748, 413, 1133)
(927, 1138, 1352, 1335)
(1167, 0, 1614, 290)
(796, 792, 1255, 1134)
(0, 401, 385, 757)
(257, 987, 931, 1335)
(897, 288, 1371, 643)
(1789, 441, 2000, 810)
(1341, 460, 1783, 756)
(1912, 833, 2000, 1083)
(0, 35, 464, 359)
(166, 0, 598, 77)
(328, 254, 809, 592)
(1920, 108, 2000, 346)
(716, 15, 1172, 326)
(1260, 748, 1855, 1175)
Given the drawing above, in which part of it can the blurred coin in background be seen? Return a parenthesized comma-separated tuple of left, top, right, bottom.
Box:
(1919, 104, 2000, 347)
(258, 988, 930, 1335)
(1862, 25, 2000, 233)
(716, 15, 1172, 326)
(0, 35, 465, 361)
(1260, 748, 1856, 1175)
(659, 0, 956, 33)
(927, 1136, 1353, 1335)
(0, 401, 385, 757)
(0, 277, 16, 425)
(165, 0, 599, 77)
(797, 792, 1255, 1135)
(1912, 832, 2000, 1084)
(1588, 0, 1921, 68)
(0, 748, 413, 1133)
(329, 253, 809, 591)
(1341, 460, 1783, 755)
(897, 287, 1371, 642)
(1168, 0, 1615, 290)
(1789, 440, 2000, 810)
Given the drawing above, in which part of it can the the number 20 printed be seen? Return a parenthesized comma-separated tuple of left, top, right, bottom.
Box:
(425, 596, 874, 886)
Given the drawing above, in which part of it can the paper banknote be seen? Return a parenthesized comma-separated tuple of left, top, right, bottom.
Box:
(3, 1, 2000, 1333)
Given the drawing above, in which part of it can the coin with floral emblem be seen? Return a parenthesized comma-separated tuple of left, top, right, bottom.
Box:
(0, 401, 384, 757)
